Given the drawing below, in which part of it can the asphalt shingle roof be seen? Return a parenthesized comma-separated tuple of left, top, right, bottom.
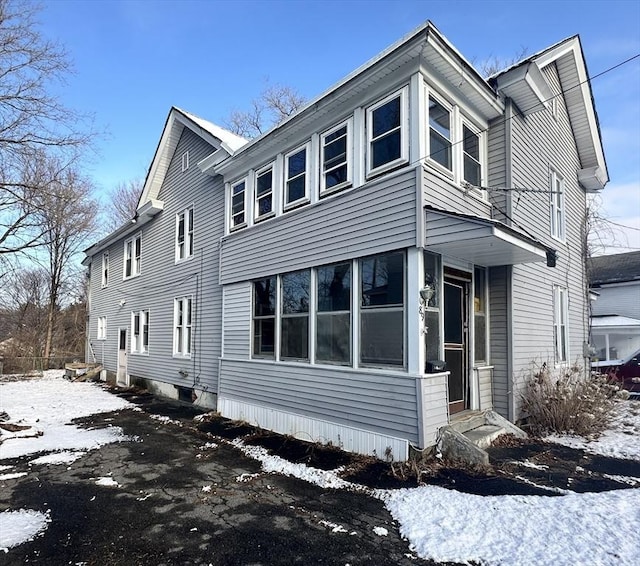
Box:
(588, 251, 640, 286)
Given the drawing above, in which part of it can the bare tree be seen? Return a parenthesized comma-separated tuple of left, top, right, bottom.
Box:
(478, 47, 530, 78)
(106, 178, 142, 231)
(0, 0, 93, 262)
(26, 155, 97, 366)
(224, 83, 306, 139)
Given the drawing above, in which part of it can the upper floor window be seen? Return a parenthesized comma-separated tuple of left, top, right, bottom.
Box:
(463, 125, 481, 187)
(367, 88, 408, 176)
(255, 164, 274, 221)
(176, 207, 194, 261)
(284, 145, 308, 208)
(97, 316, 107, 340)
(174, 296, 192, 356)
(360, 251, 405, 367)
(124, 233, 141, 279)
(231, 179, 246, 230)
(428, 96, 452, 171)
(550, 169, 565, 241)
(181, 151, 189, 172)
(131, 309, 149, 354)
(321, 121, 351, 194)
(553, 285, 568, 364)
(101, 252, 109, 288)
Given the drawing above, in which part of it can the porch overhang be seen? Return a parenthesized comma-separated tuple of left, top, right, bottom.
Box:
(425, 208, 551, 267)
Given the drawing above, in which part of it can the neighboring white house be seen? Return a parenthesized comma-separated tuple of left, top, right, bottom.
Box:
(83, 22, 608, 460)
(589, 251, 640, 362)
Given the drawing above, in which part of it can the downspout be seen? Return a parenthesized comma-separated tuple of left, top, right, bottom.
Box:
(505, 98, 515, 423)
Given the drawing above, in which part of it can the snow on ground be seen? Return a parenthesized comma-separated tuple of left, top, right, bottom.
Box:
(0, 509, 51, 552)
(545, 400, 640, 460)
(1, 374, 639, 564)
(0, 371, 133, 549)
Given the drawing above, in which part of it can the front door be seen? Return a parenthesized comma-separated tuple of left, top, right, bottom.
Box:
(117, 328, 128, 387)
(444, 272, 470, 414)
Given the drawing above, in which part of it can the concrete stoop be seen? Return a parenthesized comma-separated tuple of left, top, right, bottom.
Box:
(437, 410, 527, 466)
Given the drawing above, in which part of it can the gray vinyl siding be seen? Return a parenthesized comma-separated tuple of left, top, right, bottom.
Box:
(489, 265, 510, 418)
(220, 168, 418, 284)
(592, 284, 640, 319)
(222, 282, 251, 358)
(422, 166, 493, 219)
(507, 62, 589, 418)
(219, 358, 420, 444)
(487, 115, 508, 223)
(87, 128, 225, 393)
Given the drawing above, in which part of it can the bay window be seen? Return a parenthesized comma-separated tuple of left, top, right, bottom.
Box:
(428, 96, 452, 170)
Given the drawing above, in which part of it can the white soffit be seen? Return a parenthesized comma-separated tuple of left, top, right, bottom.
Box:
(425, 210, 548, 266)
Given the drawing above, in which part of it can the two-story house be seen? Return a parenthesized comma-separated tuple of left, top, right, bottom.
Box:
(83, 22, 607, 460)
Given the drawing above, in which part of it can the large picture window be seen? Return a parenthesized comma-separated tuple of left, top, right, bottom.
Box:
(174, 297, 192, 356)
(367, 89, 408, 175)
(253, 277, 276, 358)
(281, 270, 310, 360)
(321, 121, 351, 194)
(124, 233, 141, 279)
(360, 251, 405, 366)
(316, 263, 351, 364)
(131, 309, 149, 354)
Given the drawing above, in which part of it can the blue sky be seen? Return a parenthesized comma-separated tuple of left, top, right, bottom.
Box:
(39, 0, 640, 253)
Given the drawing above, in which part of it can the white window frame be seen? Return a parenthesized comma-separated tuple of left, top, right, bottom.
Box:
(131, 309, 149, 354)
(462, 122, 483, 187)
(427, 93, 453, 174)
(550, 168, 565, 242)
(553, 285, 569, 365)
(97, 316, 107, 340)
(366, 87, 409, 177)
(254, 163, 275, 221)
(230, 178, 247, 231)
(175, 206, 194, 262)
(173, 296, 193, 357)
(284, 143, 310, 210)
(101, 252, 109, 288)
(181, 151, 189, 172)
(320, 119, 352, 195)
(123, 232, 142, 279)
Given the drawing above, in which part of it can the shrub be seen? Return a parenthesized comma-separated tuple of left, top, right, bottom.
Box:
(519, 361, 625, 437)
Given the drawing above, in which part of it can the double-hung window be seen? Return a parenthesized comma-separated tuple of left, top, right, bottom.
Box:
(97, 316, 107, 340)
(428, 96, 452, 171)
(367, 88, 408, 176)
(284, 146, 308, 208)
(176, 207, 194, 261)
(231, 179, 246, 230)
(320, 121, 351, 194)
(124, 233, 141, 279)
(360, 251, 405, 366)
(316, 263, 351, 364)
(553, 286, 568, 364)
(101, 252, 109, 288)
(255, 165, 274, 221)
(280, 270, 310, 360)
(174, 297, 192, 356)
(253, 277, 276, 357)
(550, 169, 565, 241)
(131, 309, 149, 354)
(463, 125, 481, 187)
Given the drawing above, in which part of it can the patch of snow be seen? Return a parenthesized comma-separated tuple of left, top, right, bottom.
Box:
(380, 486, 640, 565)
(603, 474, 639, 486)
(95, 476, 120, 487)
(0, 509, 51, 550)
(319, 520, 348, 533)
(198, 442, 218, 450)
(236, 472, 261, 483)
(515, 459, 549, 470)
(201, 485, 212, 493)
(0, 465, 13, 472)
(373, 526, 388, 536)
(148, 414, 181, 426)
(0, 472, 27, 481)
(30, 451, 86, 465)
